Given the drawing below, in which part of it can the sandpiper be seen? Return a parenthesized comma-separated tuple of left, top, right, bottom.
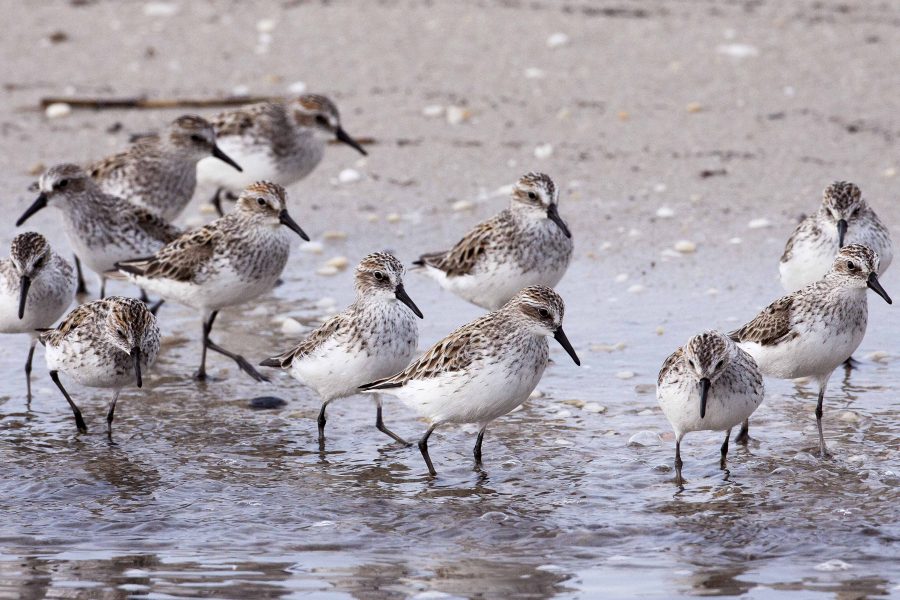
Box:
(261, 252, 423, 445)
(780, 181, 893, 292)
(414, 172, 573, 310)
(17, 164, 181, 298)
(41, 296, 160, 434)
(197, 94, 367, 215)
(117, 181, 309, 382)
(657, 330, 764, 486)
(0, 232, 76, 400)
(360, 285, 580, 476)
(730, 244, 891, 457)
(91, 114, 242, 221)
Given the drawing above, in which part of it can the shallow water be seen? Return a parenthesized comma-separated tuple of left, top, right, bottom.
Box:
(1, 253, 898, 598)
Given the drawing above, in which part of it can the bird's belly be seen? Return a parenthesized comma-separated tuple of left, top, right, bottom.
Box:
(740, 327, 864, 380)
(197, 142, 279, 191)
(658, 384, 763, 436)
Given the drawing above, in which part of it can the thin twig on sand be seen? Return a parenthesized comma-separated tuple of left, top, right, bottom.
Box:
(39, 96, 281, 110)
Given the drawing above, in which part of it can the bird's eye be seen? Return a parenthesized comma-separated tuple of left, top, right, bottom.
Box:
(847, 260, 857, 270)
(716, 360, 724, 369)
(190, 134, 205, 143)
(373, 271, 385, 280)
(257, 197, 267, 206)
(116, 328, 126, 338)
(315, 115, 329, 126)
(528, 192, 537, 200)
(57, 179, 69, 189)
(538, 308, 550, 318)
(689, 359, 697, 369)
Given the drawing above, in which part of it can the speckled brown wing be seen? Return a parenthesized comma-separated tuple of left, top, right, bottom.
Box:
(360, 317, 487, 390)
(780, 216, 816, 263)
(39, 301, 104, 346)
(88, 151, 129, 182)
(261, 313, 350, 368)
(415, 218, 497, 277)
(729, 296, 796, 346)
(657, 346, 684, 386)
(117, 226, 218, 283)
(211, 103, 277, 137)
(130, 207, 182, 244)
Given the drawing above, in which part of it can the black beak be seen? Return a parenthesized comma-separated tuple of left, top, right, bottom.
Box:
(699, 377, 711, 419)
(212, 144, 243, 172)
(335, 127, 367, 156)
(131, 347, 143, 388)
(17, 275, 31, 319)
(867, 272, 892, 304)
(837, 219, 848, 247)
(279, 210, 310, 241)
(395, 283, 424, 319)
(546, 203, 571, 238)
(553, 327, 580, 365)
(16, 193, 48, 227)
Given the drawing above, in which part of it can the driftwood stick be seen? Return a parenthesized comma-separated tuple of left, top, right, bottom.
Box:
(39, 96, 281, 110)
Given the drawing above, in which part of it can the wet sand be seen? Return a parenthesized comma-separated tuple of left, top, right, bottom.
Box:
(1, 1, 898, 598)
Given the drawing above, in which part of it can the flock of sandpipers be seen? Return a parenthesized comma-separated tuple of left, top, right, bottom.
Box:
(0, 94, 893, 482)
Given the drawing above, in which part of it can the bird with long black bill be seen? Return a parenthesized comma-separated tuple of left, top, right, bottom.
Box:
(360, 285, 580, 476)
(657, 330, 764, 486)
(117, 181, 309, 382)
(40, 297, 159, 434)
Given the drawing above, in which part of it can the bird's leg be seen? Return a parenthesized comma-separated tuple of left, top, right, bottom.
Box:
(734, 418, 751, 445)
(139, 288, 150, 303)
(418, 424, 438, 477)
(194, 312, 216, 381)
(317, 399, 333, 447)
(210, 187, 225, 217)
(148, 299, 165, 315)
(24, 338, 36, 404)
(674, 436, 684, 486)
(99, 276, 107, 300)
(106, 389, 120, 436)
(720, 428, 731, 470)
(73, 255, 87, 295)
(843, 356, 859, 371)
(374, 394, 410, 446)
(201, 310, 269, 382)
(50, 370, 86, 433)
(473, 425, 487, 464)
(816, 379, 830, 459)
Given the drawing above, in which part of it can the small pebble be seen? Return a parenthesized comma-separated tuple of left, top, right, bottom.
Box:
(452, 199, 474, 211)
(883, 167, 897, 178)
(836, 410, 860, 423)
(445, 105, 470, 125)
(534, 143, 554, 159)
(615, 370, 635, 380)
(524, 67, 545, 79)
(287, 80, 307, 94)
(232, 85, 249, 97)
(529, 389, 545, 399)
(614, 273, 629, 283)
(546, 32, 569, 48)
(28, 163, 45, 176)
(422, 105, 444, 118)
(627, 284, 645, 294)
(249, 396, 287, 410)
(814, 560, 851, 572)
(716, 43, 759, 58)
(561, 399, 585, 408)
(300, 241, 324, 254)
(637, 409, 654, 416)
(143, 2, 179, 17)
(324, 256, 349, 270)
(590, 342, 626, 353)
(655, 326, 664, 335)
(685, 102, 702, 113)
(256, 18, 276, 33)
(660, 249, 682, 259)
(583, 403, 607, 414)
(45, 102, 72, 119)
(322, 230, 347, 241)
(316, 265, 339, 276)
(628, 431, 661, 447)
(386, 213, 401, 223)
(280, 317, 305, 336)
(653, 183, 667, 193)
(729, 237, 742, 244)
(338, 168, 362, 184)
(706, 288, 719, 296)
(865, 350, 890, 363)
(655, 207, 674, 218)
(674, 240, 697, 253)
(555, 409, 573, 419)
(554, 438, 574, 447)
(748, 218, 771, 229)
(634, 384, 655, 395)
(480, 511, 509, 523)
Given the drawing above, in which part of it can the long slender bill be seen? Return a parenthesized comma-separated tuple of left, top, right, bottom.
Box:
(17, 275, 31, 319)
(335, 127, 367, 155)
(699, 377, 711, 419)
(553, 327, 581, 365)
(837, 219, 848, 247)
(16, 194, 48, 227)
(212, 144, 243, 172)
(546, 203, 571, 238)
(867, 272, 892, 304)
(395, 283, 424, 319)
(131, 347, 143, 388)
(279, 210, 310, 241)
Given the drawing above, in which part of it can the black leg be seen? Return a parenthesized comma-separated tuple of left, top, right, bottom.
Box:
(74, 255, 87, 295)
(106, 390, 120, 435)
(418, 424, 438, 477)
(139, 288, 150, 303)
(99, 276, 106, 300)
(194, 312, 217, 381)
(474, 426, 486, 464)
(816, 381, 829, 459)
(374, 395, 410, 445)
(149, 299, 165, 315)
(49, 370, 87, 433)
(199, 310, 268, 382)
(843, 356, 859, 371)
(24, 340, 36, 403)
(317, 400, 330, 445)
(211, 187, 225, 217)
(720, 428, 731, 470)
(674, 436, 684, 486)
(734, 418, 751, 445)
